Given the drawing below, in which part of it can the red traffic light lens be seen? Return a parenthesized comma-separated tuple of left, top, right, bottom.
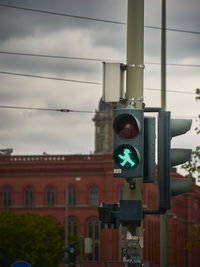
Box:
(114, 114, 139, 138)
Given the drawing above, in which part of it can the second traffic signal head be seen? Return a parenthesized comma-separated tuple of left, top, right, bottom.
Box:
(158, 111, 192, 211)
(113, 108, 144, 178)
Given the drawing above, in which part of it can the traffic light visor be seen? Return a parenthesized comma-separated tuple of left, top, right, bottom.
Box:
(113, 114, 139, 139)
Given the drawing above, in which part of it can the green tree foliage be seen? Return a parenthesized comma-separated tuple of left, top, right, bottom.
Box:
(182, 88, 200, 248)
(186, 225, 200, 249)
(0, 210, 65, 267)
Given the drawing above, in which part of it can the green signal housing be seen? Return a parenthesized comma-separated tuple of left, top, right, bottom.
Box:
(113, 108, 144, 178)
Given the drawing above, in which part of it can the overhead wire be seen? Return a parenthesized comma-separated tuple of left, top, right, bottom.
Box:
(0, 3, 200, 35)
(0, 3, 126, 25)
(1, 51, 200, 68)
(0, 105, 94, 113)
(0, 51, 104, 62)
(0, 104, 198, 119)
(0, 4, 198, 99)
(0, 71, 101, 85)
(0, 70, 196, 95)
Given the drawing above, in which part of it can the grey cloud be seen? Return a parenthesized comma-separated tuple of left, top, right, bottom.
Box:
(0, 54, 101, 77)
(167, 0, 200, 30)
(0, 109, 94, 155)
(0, 0, 126, 42)
(0, 0, 199, 156)
(167, 32, 200, 60)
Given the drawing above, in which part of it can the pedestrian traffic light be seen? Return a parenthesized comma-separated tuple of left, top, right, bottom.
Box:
(158, 110, 192, 211)
(113, 107, 144, 178)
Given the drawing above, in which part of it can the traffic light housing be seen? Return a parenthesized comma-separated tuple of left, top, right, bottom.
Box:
(158, 110, 192, 211)
(99, 200, 142, 228)
(143, 117, 156, 183)
(113, 108, 144, 178)
(98, 203, 120, 229)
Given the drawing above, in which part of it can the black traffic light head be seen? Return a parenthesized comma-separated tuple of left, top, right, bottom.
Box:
(113, 108, 144, 178)
(158, 111, 192, 211)
(119, 200, 142, 227)
(98, 203, 120, 229)
(99, 201, 142, 228)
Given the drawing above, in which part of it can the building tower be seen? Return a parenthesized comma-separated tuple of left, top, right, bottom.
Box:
(93, 99, 114, 154)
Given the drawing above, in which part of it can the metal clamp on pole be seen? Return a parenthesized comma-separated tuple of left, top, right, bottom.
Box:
(126, 64, 145, 69)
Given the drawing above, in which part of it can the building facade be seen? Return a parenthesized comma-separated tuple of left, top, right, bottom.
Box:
(0, 154, 200, 267)
(0, 154, 123, 267)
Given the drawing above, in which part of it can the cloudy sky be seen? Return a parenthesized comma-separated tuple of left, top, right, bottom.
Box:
(0, 0, 199, 160)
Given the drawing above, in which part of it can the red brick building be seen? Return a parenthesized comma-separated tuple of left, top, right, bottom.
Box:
(0, 154, 200, 267)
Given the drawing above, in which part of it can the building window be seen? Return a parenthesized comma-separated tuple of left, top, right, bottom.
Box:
(68, 187, 77, 206)
(46, 186, 55, 206)
(87, 217, 100, 261)
(89, 186, 98, 206)
(68, 217, 78, 236)
(2, 187, 12, 207)
(24, 187, 34, 206)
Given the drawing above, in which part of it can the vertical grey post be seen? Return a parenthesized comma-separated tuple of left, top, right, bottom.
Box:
(124, 0, 144, 259)
(80, 236, 84, 267)
(160, 0, 169, 266)
(65, 178, 69, 267)
(126, 0, 144, 108)
(161, 0, 166, 110)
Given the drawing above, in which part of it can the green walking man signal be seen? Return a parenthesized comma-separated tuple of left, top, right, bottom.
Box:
(113, 144, 139, 170)
(119, 148, 135, 167)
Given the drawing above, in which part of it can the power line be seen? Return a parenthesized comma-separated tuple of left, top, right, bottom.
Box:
(0, 104, 197, 119)
(0, 71, 101, 85)
(0, 51, 104, 62)
(144, 88, 195, 95)
(144, 25, 200, 35)
(1, 51, 200, 68)
(0, 3, 200, 35)
(0, 3, 125, 25)
(0, 70, 196, 95)
(0, 105, 94, 113)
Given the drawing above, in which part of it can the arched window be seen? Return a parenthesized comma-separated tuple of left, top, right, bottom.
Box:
(24, 187, 34, 206)
(46, 186, 55, 206)
(68, 187, 77, 206)
(89, 186, 98, 206)
(2, 187, 12, 207)
(87, 217, 100, 261)
(68, 217, 78, 236)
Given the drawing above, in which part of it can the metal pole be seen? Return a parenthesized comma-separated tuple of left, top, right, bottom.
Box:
(161, 0, 166, 110)
(160, 0, 169, 267)
(65, 178, 69, 267)
(124, 0, 144, 262)
(80, 236, 84, 267)
(126, 0, 144, 108)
